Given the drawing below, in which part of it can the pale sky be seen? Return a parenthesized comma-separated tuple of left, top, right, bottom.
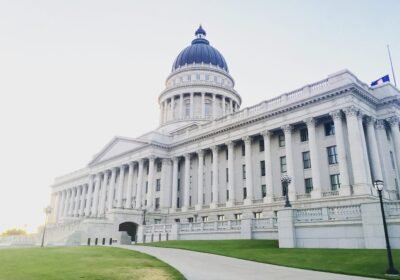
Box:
(0, 0, 399, 233)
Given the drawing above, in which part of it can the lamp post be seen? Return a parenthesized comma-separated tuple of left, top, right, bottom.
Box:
(41, 206, 52, 248)
(281, 174, 292, 208)
(373, 180, 399, 276)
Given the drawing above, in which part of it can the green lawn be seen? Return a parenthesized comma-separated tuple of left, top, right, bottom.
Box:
(0, 246, 185, 280)
(146, 240, 400, 279)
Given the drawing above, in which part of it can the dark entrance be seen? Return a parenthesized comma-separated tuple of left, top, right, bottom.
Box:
(119, 222, 138, 242)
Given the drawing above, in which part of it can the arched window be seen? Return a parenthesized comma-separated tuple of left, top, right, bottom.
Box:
(205, 99, 212, 117)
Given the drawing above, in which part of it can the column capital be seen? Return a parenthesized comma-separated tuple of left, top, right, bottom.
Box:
(261, 130, 272, 137)
(184, 153, 191, 160)
(329, 109, 342, 120)
(225, 140, 234, 148)
(304, 117, 316, 127)
(386, 116, 400, 127)
(375, 119, 386, 130)
(343, 106, 359, 117)
(197, 149, 204, 157)
(128, 161, 135, 168)
(242, 135, 252, 143)
(161, 158, 172, 165)
(172, 157, 180, 164)
(148, 155, 156, 162)
(281, 124, 293, 134)
(211, 145, 219, 153)
(364, 115, 376, 125)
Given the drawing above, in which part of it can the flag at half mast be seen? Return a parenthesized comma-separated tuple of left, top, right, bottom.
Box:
(371, 74, 390, 86)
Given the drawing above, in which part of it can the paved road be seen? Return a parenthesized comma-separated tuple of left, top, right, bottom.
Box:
(117, 245, 376, 280)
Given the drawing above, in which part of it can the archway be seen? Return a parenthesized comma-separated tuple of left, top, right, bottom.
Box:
(118, 222, 138, 242)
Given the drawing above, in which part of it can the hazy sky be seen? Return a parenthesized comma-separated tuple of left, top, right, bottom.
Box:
(0, 0, 399, 233)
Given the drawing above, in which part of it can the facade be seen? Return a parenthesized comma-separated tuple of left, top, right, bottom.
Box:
(42, 26, 400, 248)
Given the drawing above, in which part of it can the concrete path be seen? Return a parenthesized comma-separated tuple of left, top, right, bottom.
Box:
(117, 245, 376, 280)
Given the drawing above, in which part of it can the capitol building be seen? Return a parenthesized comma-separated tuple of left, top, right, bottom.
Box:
(40, 26, 400, 248)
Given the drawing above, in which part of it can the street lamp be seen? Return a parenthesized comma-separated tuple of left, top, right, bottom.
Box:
(281, 174, 292, 208)
(41, 206, 52, 248)
(373, 180, 399, 276)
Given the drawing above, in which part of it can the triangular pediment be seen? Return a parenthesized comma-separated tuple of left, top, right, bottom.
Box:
(88, 137, 149, 166)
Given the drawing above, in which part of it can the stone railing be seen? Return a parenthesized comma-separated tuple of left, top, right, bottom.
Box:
(295, 205, 362, 223)
(0, 234, 39, 246)
(252, 218, 277, 230)
(295, 208, 323, 222)
(385, 202, 400, 217)
(144, 224, 172, 234)
(322, 190, 340, 197)
(179, 220, 241, 233)
(297, 193, 311, 200)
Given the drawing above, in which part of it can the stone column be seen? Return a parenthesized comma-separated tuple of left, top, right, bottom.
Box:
(222, 96, 226, 115)
(387, 116, 400, 178)
(57, 191, 65, 220)
(243, 136, 254, 204)
(116, 165, 126, 208)
(210, 146, 219, 208)
(196, 150, 204, 210)
(343, 106, 370, 194)
(68, 188, 75, 216)
(85, 176, 94, 216)
(330, 110, 351, 195)
(359, 112, 373, 185)
(305, 118, 322, 198)
(212, 94, 217, 119)
(98, 171, 109, 216)
(160, 158, 172, 208)
(135, 159, 144, 209)
(262, 131, 274, 202)
(226, 141, 236, 206)
(183, 154, 191, 211)
(180, 94, 184, 119)
(171, 157, 179, 210)
(201, 92, 205, 118)
(365, 117, 384, 182)
(62, 189, 70, 218)
(73, 186, 80, 217)
(107, 168, 117, 211)
(282, 125, 296, 201)
(146, 156, 155, 209)
(91, 174, 101, 217)
(375, 120, 391, 191)
(125, 162, 135, 209)
(78, 185, 86, 217)
(190, 93, 194, 118)
(230, 99, 233, 113)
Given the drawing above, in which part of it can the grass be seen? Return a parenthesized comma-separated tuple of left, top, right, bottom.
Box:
(0, 246, 185, 280)
(145, 240, 400, 279)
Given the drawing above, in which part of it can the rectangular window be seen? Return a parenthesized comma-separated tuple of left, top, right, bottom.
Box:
(235, 213, 242, 220)
(146, 164, 149, 175)
(243, 187, 247, 199)
(175, 218, 180, 223)
(278, 134, 285, 147)
(390, 151, 396, 169)
(154, 219, 161, 224)
(177, 197, 180, 208)
(280, 156, 287, 173)
(242, 164, 246, 179)
(330, 174, 341, 190)
(241, 144, 245, 156)
(226, 190, 229, 200)
(327, 146, 338, 164)
(189, 196, 192, 206)
(302, 151, 311, 169)
(305, 178, 313, 193)
(188, 217, 194, 223)
(259, 139, 265, 151)
(155, 198, 160, 209)
(226, 168, 229, 182)
(145, 181, 148, 193)
(202, 216, 208, 222)
(325, 122, 335, 136)
(217, 215, 225, 221)
(144, 200, 147, 206)
(177, 179, 180, 192)
(300, 128, 309, 142)
(156, 161, 162, 172)
(156, 179, 161, 191)
(260, 160, 266, 176)
(225, 148, 228, 160)
(254, 212, 262, 219)
(261, 184, 267, 197)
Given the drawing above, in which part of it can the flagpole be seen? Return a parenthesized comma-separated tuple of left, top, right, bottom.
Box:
(387, 45, 397, 87)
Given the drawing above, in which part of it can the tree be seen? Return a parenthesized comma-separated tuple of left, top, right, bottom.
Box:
(0, 228, 27, 237)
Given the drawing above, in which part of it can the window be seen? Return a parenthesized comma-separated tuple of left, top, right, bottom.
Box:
(390, 151, 396, 169)
(144, 200, 147, 206)
(206, 74, 209, 81)
(260, 160, 266, 176)
(278, 134, 285, 147)
(327, 146, 338, 164)
(156, 161, 162, 172)
(188, 217, 194, 223)
(300, 128, 309, 142)
(259, 139, 265, 151)
(156, 179, 161, 192)
(261, 184, 267, 197)
(196, 73, 200, 80)
(175, 218, 180, 223)
(155, 198, 160, 209)
(242, 164, 246, 179)
(303, 151, 311, 169)
(205, 100, 212, 117)
(305, 178, 313, 193)
(217, 215, 225, 221)
(226, 168, 229, 182)
(225, 148, 228, 160)
(234, 213, 242, 220)
(226, 190, 229, 200)
(254, 212, 262, 219)
(185, 101, 190, 117)
(146, 164, 149, 174)
(280, 156, 287, 173)
(187, 75, 191, 81)
(241, 144, 245, 156)
(243, 187, 247, 199)
(189, 196, 192, 206)
(177, 179, 180, 192)
(154, 219, 161, 224)
(145, 181, 148, 193)
(177, 197, 180, 208)
(325, 122, 335, 136)
(202, 216, 208, 222)
(330, 174, 340, 190)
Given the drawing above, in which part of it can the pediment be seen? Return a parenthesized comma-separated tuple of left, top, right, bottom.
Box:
(88, 137, 148, 166)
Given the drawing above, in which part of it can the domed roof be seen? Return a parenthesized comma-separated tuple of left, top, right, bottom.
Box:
(172, 26, 229, 73)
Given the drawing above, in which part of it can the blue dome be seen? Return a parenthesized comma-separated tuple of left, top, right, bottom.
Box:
(172, 26, 229, 73)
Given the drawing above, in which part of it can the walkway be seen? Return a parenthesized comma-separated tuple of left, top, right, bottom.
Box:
(117, 245, 376, 280)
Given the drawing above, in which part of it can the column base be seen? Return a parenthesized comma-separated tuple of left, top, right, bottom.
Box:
(244, 198, 252, 205)
(169, 208, 176, 213)
(181, 206, 188, 212)
(195, 205, 203, 211)
(264, 195, 273, 203)
(339, 185, 352, 196)
(210, 203, 217, 209)
(311, 190, 322, 199)
(226, 200, 235, 207)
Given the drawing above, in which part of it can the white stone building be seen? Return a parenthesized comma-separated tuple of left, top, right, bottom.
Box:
(42, 26, 400, 248)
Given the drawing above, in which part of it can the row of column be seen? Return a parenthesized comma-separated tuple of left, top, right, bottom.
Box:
(160, 92, 239, 124)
